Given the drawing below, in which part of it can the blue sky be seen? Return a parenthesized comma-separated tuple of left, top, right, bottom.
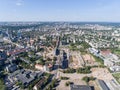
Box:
(0, 0, 120, 22)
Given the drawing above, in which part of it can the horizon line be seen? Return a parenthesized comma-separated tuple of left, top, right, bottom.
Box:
(0, 21, 120, 23)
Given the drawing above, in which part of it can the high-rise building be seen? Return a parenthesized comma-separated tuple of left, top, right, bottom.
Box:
(61, 51, 68, 69)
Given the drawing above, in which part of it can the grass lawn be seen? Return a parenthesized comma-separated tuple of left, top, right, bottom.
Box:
(90, 54, 104, 65)
(113, 73, 120, 84)
(110, 48, 120, 55)
(0, 79, 6, 90)
(114, 50, 120, 55)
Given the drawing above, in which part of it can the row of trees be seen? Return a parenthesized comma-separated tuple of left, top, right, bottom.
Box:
(37, 57, 45, 65)
(63, 66, 91, 74)
(82, 76, 95, 83)
(69, 41, 91, 51)
(65, 81, 73, 86)
(76, 66, 91, 74)
(60, 76, 69, 80)
(63, 68, 76, 73)
(0, 78, 6, 90)
(46, 79, 58, 90)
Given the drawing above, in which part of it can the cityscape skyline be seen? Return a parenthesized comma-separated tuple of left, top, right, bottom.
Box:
(0, 0, 120, 22)
(1, 0, 120, 89)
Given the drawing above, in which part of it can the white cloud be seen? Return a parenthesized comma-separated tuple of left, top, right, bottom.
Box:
(16, 0, 24, 6)
(16, 2, 22, 6)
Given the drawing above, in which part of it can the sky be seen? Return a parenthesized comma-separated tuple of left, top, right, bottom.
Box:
(0, 0, 120, 22)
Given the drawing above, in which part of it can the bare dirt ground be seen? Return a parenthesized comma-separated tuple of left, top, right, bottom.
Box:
(91, 68, 114, 80)
(43, 47, 54, 59)
(69, 51, 84, 69)
(56, 68, 114, 90)
(82, 54, 99, 66)
(56, 72, 88, 90)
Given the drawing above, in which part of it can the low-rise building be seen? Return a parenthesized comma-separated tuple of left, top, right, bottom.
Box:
(6, 64, 17, 73)
(110, 66, 120, 72)
(44, 63, 53, 72)
(104, 59, 115, 67)
(11, 69, 44, 87)
(7, 48, 27, 56)
(33, 77, 46, 90)
(70, 84, 92, 90)
(96, 79, 110, 90)
(35, 64, 44, 71)
(35, 63, 53, 72)
(0, 51, 7, 66)
(100, 49, 111, 58)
